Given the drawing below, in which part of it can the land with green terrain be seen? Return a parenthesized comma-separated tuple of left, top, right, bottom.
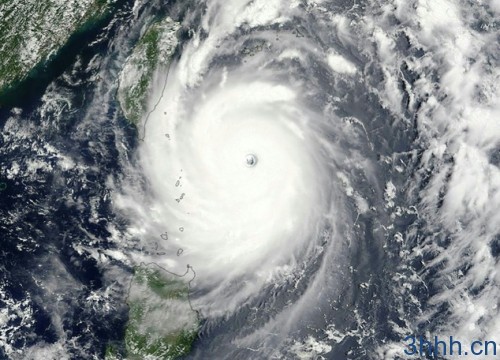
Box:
(106, 263, 199, 360)
(117, 16, 180, 124)
(0, 0, 112, 96)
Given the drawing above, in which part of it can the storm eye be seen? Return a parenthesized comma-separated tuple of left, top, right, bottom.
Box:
(245, 154, 258, 167)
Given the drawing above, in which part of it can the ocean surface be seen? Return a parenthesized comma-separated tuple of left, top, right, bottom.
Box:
(0, 0, 499, 359)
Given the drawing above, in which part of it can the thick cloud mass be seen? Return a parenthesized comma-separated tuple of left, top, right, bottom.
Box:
(141, 74, 331, 287)
(1, 0, 498, 357)
(112, 0, 500, 356)
(117, 4, 352, 320)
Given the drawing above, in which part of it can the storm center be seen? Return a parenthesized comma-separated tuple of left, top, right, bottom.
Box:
(245, 154, 258, 167)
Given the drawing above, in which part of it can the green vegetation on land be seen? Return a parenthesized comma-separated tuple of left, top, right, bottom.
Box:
(134, 266, 189, 299)
(105, 264, 198, 360)
(0, 0, 112, 94)
(117, 17, 180, 124)
(104, 344, 120, 360)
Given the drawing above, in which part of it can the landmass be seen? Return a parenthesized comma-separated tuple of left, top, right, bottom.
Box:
(0, 0, 112, 95)
(105, 263, 199, 360)
(117, 16, 180, 124)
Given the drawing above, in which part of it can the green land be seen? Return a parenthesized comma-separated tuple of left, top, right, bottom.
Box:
(0, 0, 111, 94)
(117, 17, 180, 124)
(105, 264, 199, 360)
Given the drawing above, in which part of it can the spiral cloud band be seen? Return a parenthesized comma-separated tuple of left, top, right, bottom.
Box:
(142, 73, 330, 283)
(2, 0, 499, 358)
(113, 0, 500, 357)
(113, 0, 362, 323)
